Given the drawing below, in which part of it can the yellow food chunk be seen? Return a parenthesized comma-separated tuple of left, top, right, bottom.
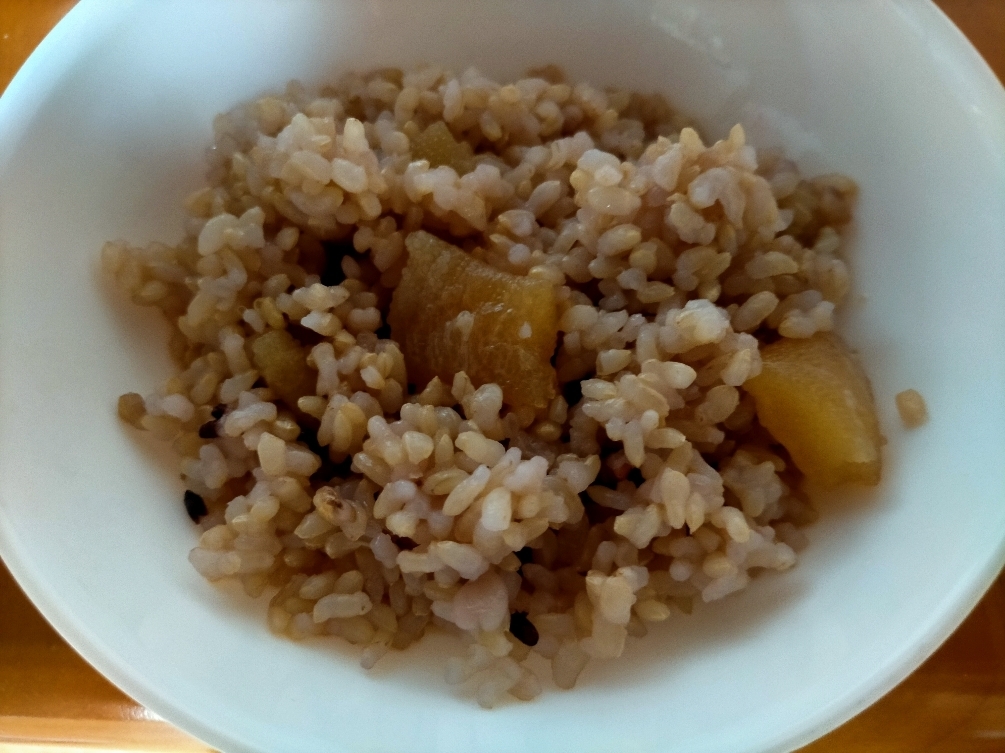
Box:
(388, 231, 558, 409)
(744, 333, 882, 486)
(411, 121, 475, 175)
(251, 330, 315, 408)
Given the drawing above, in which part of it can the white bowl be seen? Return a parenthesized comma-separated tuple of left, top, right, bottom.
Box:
(1, 2, 1003, 751)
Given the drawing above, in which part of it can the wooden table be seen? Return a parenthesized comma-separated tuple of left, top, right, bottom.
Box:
(1, 2, 1004, 751)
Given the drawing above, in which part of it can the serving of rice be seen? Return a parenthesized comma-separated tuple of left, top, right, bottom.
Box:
(103, 65, 858, 707)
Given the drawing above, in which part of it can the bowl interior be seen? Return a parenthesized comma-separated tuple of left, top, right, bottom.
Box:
(1, 2, 1004, 752)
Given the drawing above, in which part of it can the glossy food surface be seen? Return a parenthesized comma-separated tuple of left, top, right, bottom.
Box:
(746, 334, 881, 487)
(389, 231, 558, 408)
(0, 3, 1003, 753)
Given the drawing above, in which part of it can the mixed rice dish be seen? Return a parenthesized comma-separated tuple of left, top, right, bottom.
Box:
(104, 65, 882, 707)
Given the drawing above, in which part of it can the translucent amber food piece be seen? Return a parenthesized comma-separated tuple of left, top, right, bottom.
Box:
(744, 333, 881, 486)
(388, 231, 558, 409)
(251, 330, 315, 408)
(411, 121, 475, 175)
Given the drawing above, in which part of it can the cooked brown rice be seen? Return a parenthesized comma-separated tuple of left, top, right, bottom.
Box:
(104, 64, 858, 707)
(896, 389, 928, 428)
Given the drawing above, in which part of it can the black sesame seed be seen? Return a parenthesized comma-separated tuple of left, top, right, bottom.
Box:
(210, 404, 226, 420)
(390, 535, 418, 551)
(297, 427, 354, 483)
(183, 490, 207, 523)
(561, 379, 583, 407)
(515, 546, 535, 565)
(509, 611, 539, 647)
(198, 421, 218, 439)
